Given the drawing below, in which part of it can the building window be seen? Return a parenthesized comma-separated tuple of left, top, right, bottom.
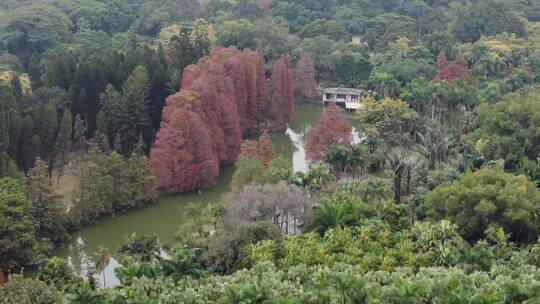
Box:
(337, 94, 346, 99)
(325, 93, 333, 99)
(351, 95, 359, 101)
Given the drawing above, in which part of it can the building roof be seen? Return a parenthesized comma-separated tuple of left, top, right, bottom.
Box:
(322, 87, 365, 95)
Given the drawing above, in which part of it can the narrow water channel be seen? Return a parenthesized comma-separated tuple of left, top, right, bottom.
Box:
(51, 103, 362, 285)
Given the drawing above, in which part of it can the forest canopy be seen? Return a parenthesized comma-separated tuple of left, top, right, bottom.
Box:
(2, 0, 540, 302)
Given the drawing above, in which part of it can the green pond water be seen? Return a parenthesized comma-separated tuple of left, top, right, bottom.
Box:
(51, 103, 363, 286)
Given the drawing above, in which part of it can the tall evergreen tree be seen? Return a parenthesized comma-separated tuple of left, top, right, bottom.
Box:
(73, 114, 88, 152)
(26, 158, 68, 244)
(0, 178, 37, 277)
(72, 142, 109, 222)
(117, 66, 151, 156)
(97, 84, 122, 147)
(54, 111, 72, 184)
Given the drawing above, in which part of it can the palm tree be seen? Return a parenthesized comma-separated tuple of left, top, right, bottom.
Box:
(293, 163, 335, 201)
(307, 194, 371, 234)
(292, 171, 313, 191)
(349, 144, 367, 178)
(324, 145, 349, 179)
(418, 122, 449, 170)
(365, 178, 391, 218)
(118, 233, 162, 263)
(385, 149, 408, 204)
(402, 155, 419, 198)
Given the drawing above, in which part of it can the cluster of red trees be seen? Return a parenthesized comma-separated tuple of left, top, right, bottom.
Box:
(151, 49, 295, 193)
(306, 104, 352, 161)
(433, 53, 471, 84)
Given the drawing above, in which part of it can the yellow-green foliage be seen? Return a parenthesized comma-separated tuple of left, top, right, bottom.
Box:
(0, 71, 32, 95)
(247, 219, 467, 272)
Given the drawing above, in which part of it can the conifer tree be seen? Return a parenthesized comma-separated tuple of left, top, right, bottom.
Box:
(73, 141, 108, 222)
(294, 53, 318, 102)
(54, 111, 72, 184)
(0, 177, 37, 277)
(306, 104, 353, 161)
(26, 158, 68, 244)
(151, 48, 271, 193)
(73, 114, 87, 152)
(272, 55, 294, 131)
(117, 66, 151, 155)
(258, 129, 276, 166)
(97, 84, 122, 147)
(33, 102, 57, 171)
(150, 92, 219, 193)
(126, 153, 156, 207)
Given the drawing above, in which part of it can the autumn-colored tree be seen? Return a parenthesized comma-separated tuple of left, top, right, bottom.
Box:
(271, 55, 294, 131)
(433, 53, 471, 84)
(239, 140, 259, 161)
(224, 49, 268, 134)
(219, 94, 243, 163)
(151, 48, 270, 192)
(258, 129, 276, 166)
(188, 76, 240, 164)
(247, 50, 269, 133)
(294, 53, 318, 102)
(150, 92, 219, 193)
(223, 53, 249, 131)
(306, 104, 353, 161)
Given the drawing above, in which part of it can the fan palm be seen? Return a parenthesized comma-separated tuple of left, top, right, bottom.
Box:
(118, 233, 162, 263)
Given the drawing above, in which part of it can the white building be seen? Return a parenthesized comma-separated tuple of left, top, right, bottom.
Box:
(321, 88, 367, 112)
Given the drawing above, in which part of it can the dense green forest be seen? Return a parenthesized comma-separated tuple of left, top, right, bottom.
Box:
(2, 0, 540, 302)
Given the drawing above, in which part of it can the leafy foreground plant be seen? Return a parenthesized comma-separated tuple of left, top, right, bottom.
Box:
(62, 261, 540, 303)
(33, 218, 540, 303)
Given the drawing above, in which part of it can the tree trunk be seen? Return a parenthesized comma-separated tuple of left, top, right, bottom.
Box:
(57, 165, 65, 186)
(405, 166, 412, 197)
(285, 214, 289, 234)
(394, 176, 401, 204)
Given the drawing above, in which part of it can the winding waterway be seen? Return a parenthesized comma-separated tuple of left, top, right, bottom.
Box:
(51, 103, 363, 286)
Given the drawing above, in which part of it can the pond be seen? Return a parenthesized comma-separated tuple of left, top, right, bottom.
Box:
(50, 103, 363, 286)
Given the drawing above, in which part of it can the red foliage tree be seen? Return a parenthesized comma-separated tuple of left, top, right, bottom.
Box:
(151, 48, 271, 192)
(255, 52, 269, 128)
(433, 53, 471, 84)
(188, 77, 241, 164)
(294, 53, 318, 102)
(271, 55, 294, 131)
(242, 50, 268, 134)
(258, 129, 276, 166)
(150, 92, 219, 192)
(223, 54, 249, 131)
(306, 104, 353, 161)
(219, 93, 243, 163)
